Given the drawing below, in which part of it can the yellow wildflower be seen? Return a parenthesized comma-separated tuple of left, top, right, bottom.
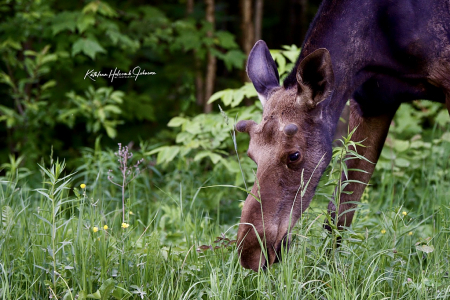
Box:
(381, 229, 386, 234)
(80, 183, 86, 189)
(408, 231, 413, 236)
(402, 211, 407, 216)
(121, 222, 129, 229)
(129, 211, 134, 215)
(103, 225, 108, 230)
(93, 226, 99, 233)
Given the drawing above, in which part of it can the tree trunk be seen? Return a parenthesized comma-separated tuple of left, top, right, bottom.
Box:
(186, 0, 205, 107)
(240, 0, 254, 57)
(240, 0, 255, 105)
(254, 0, 263, 42)
(186, 0, 194, 14)
(204, 0, 215, 113)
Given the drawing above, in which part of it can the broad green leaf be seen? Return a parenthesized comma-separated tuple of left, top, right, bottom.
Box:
(77, 291, 87, 300)
(104, 125, 117, 138)
(77, 14, 96, 34)
(52, 11, 79, 35)
(394, 140, 410, 152)
(208, 90, 227, 104)
(103, 105, 122, 114)
(72, 38, 106, 60)
(98, 278, 116, 299)
(436, 109, 450, 126)
(167, 117, 187, 127)
(441, 132, 450, 142)
(86, 290, 101, 299)
(194, 151, 222, 164)
(154, 146, 180, 164)
(222, 49, 246, 70)
(83, 1, 117, 17)
(281, 44, 301, 62)
(416, 244, 434, 253)
(215, 31, 238, 49)
(395, 158, 410, 167)
(231, 88, 245, 107)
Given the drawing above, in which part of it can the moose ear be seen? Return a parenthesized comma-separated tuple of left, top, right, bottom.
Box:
(247, 40, 280, 107)
(296, 48, 334, 109)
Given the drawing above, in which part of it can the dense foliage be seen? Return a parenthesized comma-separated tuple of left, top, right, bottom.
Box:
(1, 1, 450, 299)
(0, 0, 248, 169)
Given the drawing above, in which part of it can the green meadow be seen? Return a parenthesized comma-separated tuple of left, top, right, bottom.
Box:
(1, 112, 450, 299)
(1, 2, 450, 298)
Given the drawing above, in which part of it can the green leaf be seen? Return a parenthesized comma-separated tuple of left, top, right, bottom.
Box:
(393, 140, 410, 152)
(281, 45, 300, 62)
(24, 50, 37, 56)
(77, 291, 87, 300)
(0, 73, 15, 88)
(167, 117, 187, 127)
(222, 50, 246, 71)
(416, 244, 434, 253)
(395, 158, 410, 167)
(441, 132, 450, 142)
(77, 14, 96, 34)
(40, 53, 58, 65)
(106, 30, 140, 51)
(215, 31, 238, 49)
(86, 290, 101, 299)
(41, 80, 56, 91)
(436, 109, 450, 126)
(231, 89, 245, 107)
(271, 51, 286, 75)
(99, 278, 116, 299)
(52, 11, 79, 35)
(208, 90, 227, 104)
(103, 105, 122, 114)
(194, 151, 222, 164)
(104, 125, 117, 138)
(150, 146, 181, 164)
(72, 38, 106, 60)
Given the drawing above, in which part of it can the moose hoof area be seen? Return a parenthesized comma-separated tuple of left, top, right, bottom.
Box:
(323, 220, 333, 233)
(323, 217, 343, 252)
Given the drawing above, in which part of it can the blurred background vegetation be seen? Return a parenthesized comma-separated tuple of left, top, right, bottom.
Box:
(0, 0, 326, 224)
(0, 0, 322, 168)
(1, 0, 450, 223)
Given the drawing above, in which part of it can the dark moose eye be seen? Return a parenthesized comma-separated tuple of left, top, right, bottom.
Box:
(288, 152, 300, 162)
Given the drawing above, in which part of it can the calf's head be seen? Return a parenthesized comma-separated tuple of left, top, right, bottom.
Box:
(236, 41, 335, 271)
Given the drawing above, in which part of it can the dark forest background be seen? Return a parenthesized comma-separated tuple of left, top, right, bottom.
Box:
(0, 0, 322, 170)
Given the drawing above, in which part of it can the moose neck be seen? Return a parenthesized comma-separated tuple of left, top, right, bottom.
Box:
(284, 0, 376, 137)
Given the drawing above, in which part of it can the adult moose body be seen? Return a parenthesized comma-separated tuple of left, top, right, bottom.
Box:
(236, 0, 450, 271)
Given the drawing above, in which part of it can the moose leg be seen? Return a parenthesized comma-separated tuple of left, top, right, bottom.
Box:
(326, 99, 398, 230)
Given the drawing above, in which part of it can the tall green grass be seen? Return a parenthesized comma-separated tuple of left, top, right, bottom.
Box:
(1, 128, 450, 299)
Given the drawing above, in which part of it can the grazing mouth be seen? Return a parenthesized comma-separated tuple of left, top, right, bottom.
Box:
(273, 233, 289, 264)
